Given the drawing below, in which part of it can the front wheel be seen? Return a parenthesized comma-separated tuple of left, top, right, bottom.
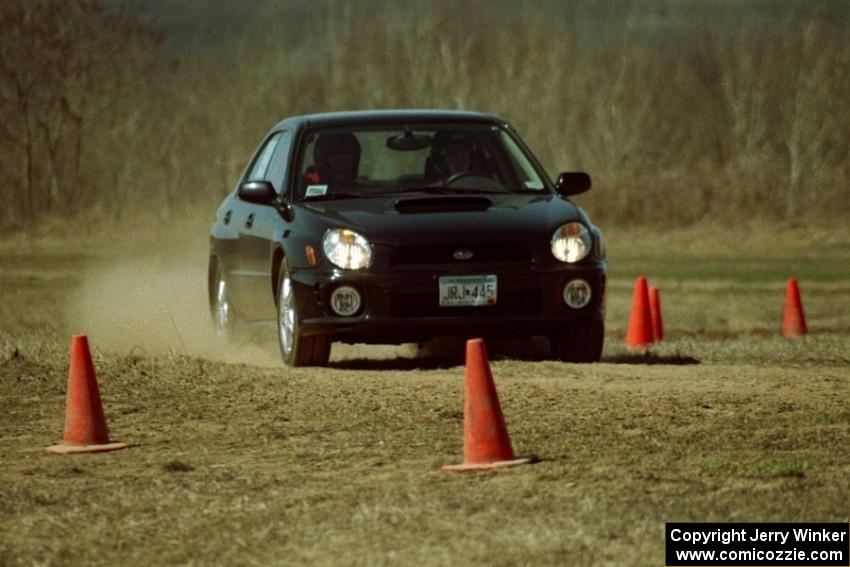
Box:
(550, 320, 604, 363)
(277, 259, 331, 367)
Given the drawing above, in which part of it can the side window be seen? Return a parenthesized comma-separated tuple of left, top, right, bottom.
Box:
(247, 132, 281, 181)
(265, 130, 293, 194)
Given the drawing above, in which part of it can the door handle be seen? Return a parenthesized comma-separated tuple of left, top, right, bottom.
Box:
(223, 210, 232, 225)
(245, 213, 255, 229)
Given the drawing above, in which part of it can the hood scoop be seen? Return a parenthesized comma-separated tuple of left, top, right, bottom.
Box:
(394, 196, 493, 214)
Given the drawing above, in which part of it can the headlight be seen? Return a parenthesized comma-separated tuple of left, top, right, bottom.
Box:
(323, 229, 372, 270)
(551, 222, 591, 263)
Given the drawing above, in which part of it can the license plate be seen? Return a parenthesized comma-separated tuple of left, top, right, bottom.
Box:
(438, 275, 497, 307)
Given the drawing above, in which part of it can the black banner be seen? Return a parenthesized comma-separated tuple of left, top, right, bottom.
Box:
(666, 523, 849, 566)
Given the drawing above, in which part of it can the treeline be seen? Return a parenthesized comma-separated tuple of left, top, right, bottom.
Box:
(1, 0, 848, 230)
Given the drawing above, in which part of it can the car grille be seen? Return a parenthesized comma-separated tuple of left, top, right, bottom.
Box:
(391, 289, 542, 318)
(390, 243, 532, 266)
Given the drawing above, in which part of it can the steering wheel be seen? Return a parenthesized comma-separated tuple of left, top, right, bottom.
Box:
(443, 171, 477, 186)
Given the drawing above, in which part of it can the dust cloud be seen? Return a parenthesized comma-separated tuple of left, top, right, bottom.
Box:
(64, 221, 415, 367)
(65, 224, 274, 366)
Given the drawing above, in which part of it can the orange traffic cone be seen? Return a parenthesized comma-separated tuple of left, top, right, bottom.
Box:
(442, 339, 536, 472)
(783, 278, 807, 338)
(46, 335, 128, 455)
(626, 276, 654, 348)
(649, 285, 664, 342)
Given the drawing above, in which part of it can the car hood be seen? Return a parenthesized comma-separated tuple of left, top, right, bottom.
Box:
(292, 192, 585, 244)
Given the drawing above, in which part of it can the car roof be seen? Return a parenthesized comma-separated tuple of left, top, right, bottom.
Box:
(271, 110, 507, 132)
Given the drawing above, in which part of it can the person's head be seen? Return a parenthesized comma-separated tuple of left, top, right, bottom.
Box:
(431, 132, 473, 176)
(313, 131, 361, 182)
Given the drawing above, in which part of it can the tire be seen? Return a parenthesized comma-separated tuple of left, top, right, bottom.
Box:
(277, 259, 331, 367)
(209, 260, 239, 340)
(550, 319, 604, 363)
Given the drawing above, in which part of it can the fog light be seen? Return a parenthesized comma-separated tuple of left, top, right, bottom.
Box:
(330, 286, 361, 316)
(563, 279, 592, 309)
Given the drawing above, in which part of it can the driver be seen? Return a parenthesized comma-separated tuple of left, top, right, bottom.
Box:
(309, 131, 361, 185)
(430, 131, 473, 178)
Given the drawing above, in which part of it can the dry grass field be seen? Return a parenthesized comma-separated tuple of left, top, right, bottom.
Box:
(3, 2, 849, 565)
(2, 222, 849, 566)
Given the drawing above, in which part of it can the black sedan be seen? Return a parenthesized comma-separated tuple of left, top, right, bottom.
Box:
(209, 110, 606, 366)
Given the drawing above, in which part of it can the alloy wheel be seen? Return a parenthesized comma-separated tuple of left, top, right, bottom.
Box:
(213, 277, 231, 336)
(279, 274, 295, 358)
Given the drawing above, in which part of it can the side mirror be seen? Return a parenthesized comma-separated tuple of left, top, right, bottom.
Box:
(554, 172, 592, 197)
(238, 180, 277, 204)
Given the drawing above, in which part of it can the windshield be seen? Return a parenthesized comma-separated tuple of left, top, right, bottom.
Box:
(293, 124, 548, 200)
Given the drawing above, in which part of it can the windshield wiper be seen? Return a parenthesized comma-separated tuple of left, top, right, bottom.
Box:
(510, 188, 550, 194)
(366, 186, 546, 197)
(303, 192, 363, 201)
(392, 187, 505, 195)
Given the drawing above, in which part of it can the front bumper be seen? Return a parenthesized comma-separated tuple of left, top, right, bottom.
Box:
(291, 262, 606, 344)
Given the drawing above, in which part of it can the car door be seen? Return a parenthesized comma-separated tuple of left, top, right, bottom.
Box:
(232, 130, 294, 321)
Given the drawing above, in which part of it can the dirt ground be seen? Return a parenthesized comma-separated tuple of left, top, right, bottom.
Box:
(1, 221, 849, 566)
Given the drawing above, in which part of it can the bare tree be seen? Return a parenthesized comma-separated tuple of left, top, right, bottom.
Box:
(0, 0, 160, 226)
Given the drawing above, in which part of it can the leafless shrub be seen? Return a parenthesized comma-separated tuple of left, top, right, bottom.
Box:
(0, 0, 847, 229)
